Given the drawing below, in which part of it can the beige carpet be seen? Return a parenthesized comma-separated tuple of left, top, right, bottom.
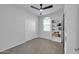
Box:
(0, 38, 64, 54)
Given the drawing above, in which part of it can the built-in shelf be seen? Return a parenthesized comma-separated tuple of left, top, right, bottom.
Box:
(51, 19, 63, 42)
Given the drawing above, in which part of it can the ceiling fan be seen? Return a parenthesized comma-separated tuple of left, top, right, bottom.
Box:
(30, 4, 53, 11)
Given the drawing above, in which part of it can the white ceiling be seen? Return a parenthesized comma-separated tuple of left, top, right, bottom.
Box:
(19, 4, 64, 16)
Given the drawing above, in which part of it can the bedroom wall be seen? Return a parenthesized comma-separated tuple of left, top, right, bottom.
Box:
(0, 5, 38, 52)
(76, 4, 79, 54)
(64, 4, 77, 54)
(25, 10, 38, 41)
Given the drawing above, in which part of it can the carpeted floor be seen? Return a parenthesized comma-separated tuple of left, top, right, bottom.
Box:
(0, 38, 64, 54)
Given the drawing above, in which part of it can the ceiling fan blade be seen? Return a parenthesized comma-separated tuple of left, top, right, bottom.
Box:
(43, 5, 53, 9)
(31, 6, 40, 10)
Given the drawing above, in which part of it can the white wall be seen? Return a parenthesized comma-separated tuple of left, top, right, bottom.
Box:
(76, 5, 79, 54)
(38, 9, 63, 41)
(64, 4, 77, 54)
(0, 5, 38, 52)
(25, 11, 38, 41)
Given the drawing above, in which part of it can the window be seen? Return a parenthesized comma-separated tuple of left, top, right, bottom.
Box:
(43, 17, 51, 31)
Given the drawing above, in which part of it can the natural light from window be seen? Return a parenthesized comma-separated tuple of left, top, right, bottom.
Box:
(43, 17, 51, 31)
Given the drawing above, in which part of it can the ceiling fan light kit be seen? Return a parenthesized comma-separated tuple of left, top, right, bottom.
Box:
(40, 9, 43, 12)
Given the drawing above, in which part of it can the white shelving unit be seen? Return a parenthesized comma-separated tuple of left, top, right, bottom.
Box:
(51, 19, 63, 42)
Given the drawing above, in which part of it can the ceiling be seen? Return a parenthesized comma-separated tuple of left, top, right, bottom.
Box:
(19, 4, 64, 16)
